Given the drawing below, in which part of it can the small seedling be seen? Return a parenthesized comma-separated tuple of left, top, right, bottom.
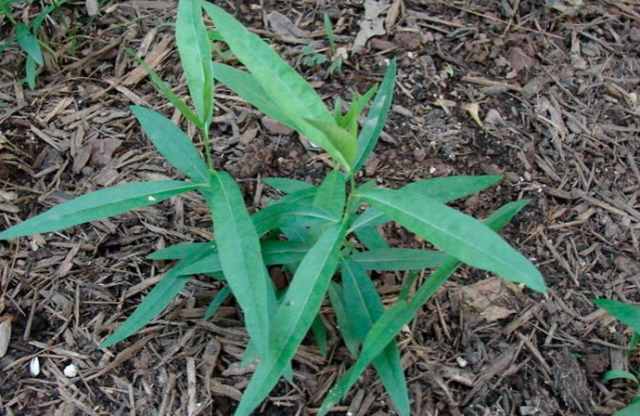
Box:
(0, 0, 72, 89)
(0, 2, 546, 415)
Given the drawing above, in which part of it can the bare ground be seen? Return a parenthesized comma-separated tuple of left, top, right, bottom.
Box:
(1, 0, 640, 415)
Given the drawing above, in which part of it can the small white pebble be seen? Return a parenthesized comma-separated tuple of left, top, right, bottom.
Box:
(64, 363, 79, 378)
(29, 357, 40, 376)
(456, 356, 468, 368)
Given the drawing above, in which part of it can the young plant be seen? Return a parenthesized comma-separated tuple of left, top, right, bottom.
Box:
(592, 299, 640, 416)
(0, 1, 546, 415)
(0, 0, 71, 89)
(301, 13, 342, 75)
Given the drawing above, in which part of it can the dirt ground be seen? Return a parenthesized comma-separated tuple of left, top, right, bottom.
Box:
(1, 0, 640, 415)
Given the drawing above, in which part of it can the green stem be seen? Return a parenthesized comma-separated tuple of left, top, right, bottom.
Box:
(201, 121, 214, 171)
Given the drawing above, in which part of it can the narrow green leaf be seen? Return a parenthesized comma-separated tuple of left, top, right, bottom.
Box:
(203, 4, 353, 171)
(328, 282, 361, 355)
(593, 299, 640, 335)
(147, 242, 212, 260)
(341, 260, 409, 416)
(100, 273, 190, 348)
(603, 370, 639, 383)
(204, 285, 232, 320)
(353, 60, 396, 174)
(132, 106, 209, 183)
(212, 63, 298, 129)
(235, 222, 347, 416)
(313, 170, 346, 218)
(270, 187, 317, 206)
(0, 181, 200, 240)
(24, 54, 36, 90)
(126, 47, 202, 128)
(99, 245, 210, 348)
(353, 225, 389, 250)
(311, 314, 329, 357)
(349, 248, 448, 271)
(319, 300, 414, 416)
(263, 177, 315, 194)
(320, 200, 535, 413)
(16, 23, 43, 65)
(207, 171, 271, 357)
(323, 13, 336, 52)
(176, 0, 214, 126)
(340, 85, 378, 134)
(252, 203, 339, 236)
(358, 187, 545, 293)
(404, 175, 503, 202)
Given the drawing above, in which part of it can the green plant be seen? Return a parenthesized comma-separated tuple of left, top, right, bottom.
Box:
(301, 13, 342, 75)
(0, 1, 546, 415)
(0, 0, 71, 89)
(592, 299, 640, 416)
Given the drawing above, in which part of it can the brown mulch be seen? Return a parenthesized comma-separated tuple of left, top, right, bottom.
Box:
(1, 0, 640, 415)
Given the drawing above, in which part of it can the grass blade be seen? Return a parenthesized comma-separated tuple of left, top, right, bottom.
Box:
(341, 260, 409, 415)
(235, 222, 347, 416)
(0, 181, 200, 240)
(207, 172, 271, 357)
(349, 248, 448, 271)
(358, 187, 545, 293)
(311, 314, 329, 357)
(132, 106, 210, 183)
(176, 0, 214, 126)
(353, 60, 396, 173)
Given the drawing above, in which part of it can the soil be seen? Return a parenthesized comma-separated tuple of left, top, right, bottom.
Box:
(1, 0, 640, 415)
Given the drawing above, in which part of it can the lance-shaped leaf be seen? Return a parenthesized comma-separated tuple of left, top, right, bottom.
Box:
(0, 181, 200, 240)
(147, 242, 213, 260)
(592, 299, 640, 335)
(252, 203, 339, 236)
(263, 177, 315, 194)
(207, 172, 271, 357)
(319, 200, 540, 414)
(349, 248, 448, 271)
(352, 59, 396, 174)
(313, 170, 346, 218)
(126, 47, 202, 128)
(212, 63, 297, 130)
(100, 245, 211, 348)
(235, 222, 347, 416)
(203, 4, 355, 171)
(16, 23, 43, 65)
(341, 260, 409, 415)
(176, 0, 214, 126)
(357, 187, 545, 293)
(132, 106, 209, 183)
(328, 282, 361, 355)
(403, 175, 503, 202)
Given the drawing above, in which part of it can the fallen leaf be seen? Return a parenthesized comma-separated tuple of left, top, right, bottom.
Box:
(89, 137, 123, 166)
(353, 0, 389, 52)
(267, 11, 309, 39)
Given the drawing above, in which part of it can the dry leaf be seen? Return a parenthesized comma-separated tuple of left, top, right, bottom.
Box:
(353, 0, 389, 52)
